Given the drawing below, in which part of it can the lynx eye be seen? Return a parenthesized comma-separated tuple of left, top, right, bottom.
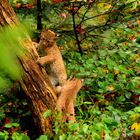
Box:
(41, 38, 45, 41)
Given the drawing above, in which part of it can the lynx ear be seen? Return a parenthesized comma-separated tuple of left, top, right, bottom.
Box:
(41, 29, 48, 33)
(81, 79, 84, 83)
(44, 28, 49, 31)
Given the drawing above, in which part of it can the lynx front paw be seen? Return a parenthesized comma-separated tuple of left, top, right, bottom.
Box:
(36, 57, 46, 66)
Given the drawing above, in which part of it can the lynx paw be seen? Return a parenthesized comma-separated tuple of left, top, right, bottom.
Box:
(36, 58, 45, 66)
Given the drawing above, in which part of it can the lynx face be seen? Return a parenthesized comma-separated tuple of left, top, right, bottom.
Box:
(39, 29, 57, 48)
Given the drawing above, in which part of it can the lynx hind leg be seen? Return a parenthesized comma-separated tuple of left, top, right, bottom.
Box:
(65, 78, 83, 122)
(56, 78, 83, 122)
(56, 90, 67, 122)
(66, 101, 75, 122)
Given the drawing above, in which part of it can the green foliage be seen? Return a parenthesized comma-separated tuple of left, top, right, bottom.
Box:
(37, 135, 48, 140)
(0, 87, 34, 140)
(0, 26, 25, 92)
(43, 110, 52, 118)
(65, 22, 140, 106)
(37, 106, 140, 139)
(0, 26, 31, 140)
(0, 121, 30, 140)
(12, 132, 30, 140)
(0, 131, 30, 140)
(4, 123, 19, 128)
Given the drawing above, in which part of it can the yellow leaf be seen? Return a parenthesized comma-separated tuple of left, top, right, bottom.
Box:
(97, 3, 112, 10)
(98, 15, 106, 22)
(105, 101, 109, 106)
(114, 70, 120, 75)
(104, 4, 112, 9)
(135, 123, 140, 135)
(134, 54, 140, 59)
(104, 69, 109, 74)
(130, 114, 139, 121)
(97, 3, 105, 8)
(131, 122, 138, 130)
(106, 86, 114, 91)
(82, 45, 89, 49)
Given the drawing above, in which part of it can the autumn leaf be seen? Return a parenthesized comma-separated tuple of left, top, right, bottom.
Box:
(76, 25, 85, 35)
(53, 0, 61, 3)
(131, 122, 138, 130)
(97, 2, 112, 10)
(128, 21, 134, 29)
(59, 13, 68, 20)
(114, 70, 120, 75)
(105, 101, 109, 106)
(53, 0, 63, 3)
(3, 117, 10, 124)
(135, 124, 140, 135)
(131, 123, 140, 135)
(98, 15, 106, 23)
(129, 35, 136, 42)
(137, 19, 140, 26)
(15, 3, 21, 8)
(106, 86, 114, 91)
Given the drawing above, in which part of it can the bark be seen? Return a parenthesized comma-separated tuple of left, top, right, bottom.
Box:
(0, 0, 57, 134)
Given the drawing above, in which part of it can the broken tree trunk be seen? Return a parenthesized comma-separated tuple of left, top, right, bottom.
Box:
(0, 0, 57, 134)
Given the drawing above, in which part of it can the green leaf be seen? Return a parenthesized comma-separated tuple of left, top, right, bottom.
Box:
(102, 117, 118, 127)
(83, 101, 92, 105)
(136, 58, 140, 64)
(134, 107, 140, 113)
(43, 110, 52, 118)
(59, 134, 66, 140)
(12, 132, 22, 140)
(68, 123, 79, 131)
(126, 82, 134, 90)
(20, 134, 30, 140)
(104, 133, 112, 140)
(4, 123, 19, 128)
(82, 124, 89, 133)
(12, 133, 30, 140)
(98, 50, 107, 58)
(98, 81, 108, 89)
(125, 91, 132, 99)
(94, 123, 104, 132)
(117, 96, 126, 102)
(0, 131, 9, 140)
(92, 132, 101, 140)
(118, 49, 127, 58)
(38, 135, 48, 140)
(0, 111, 5, 120)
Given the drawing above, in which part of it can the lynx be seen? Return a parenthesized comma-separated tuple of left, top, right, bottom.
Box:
(37, 29, 67, 93)
(36, 30, 83, 122)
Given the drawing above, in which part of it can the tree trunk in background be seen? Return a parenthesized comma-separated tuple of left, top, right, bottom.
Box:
(37, 0, 42, 31)
(0, 0, 57, 134)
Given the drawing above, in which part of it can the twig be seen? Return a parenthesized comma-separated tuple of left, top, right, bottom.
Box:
(71, 3, 83, 56)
